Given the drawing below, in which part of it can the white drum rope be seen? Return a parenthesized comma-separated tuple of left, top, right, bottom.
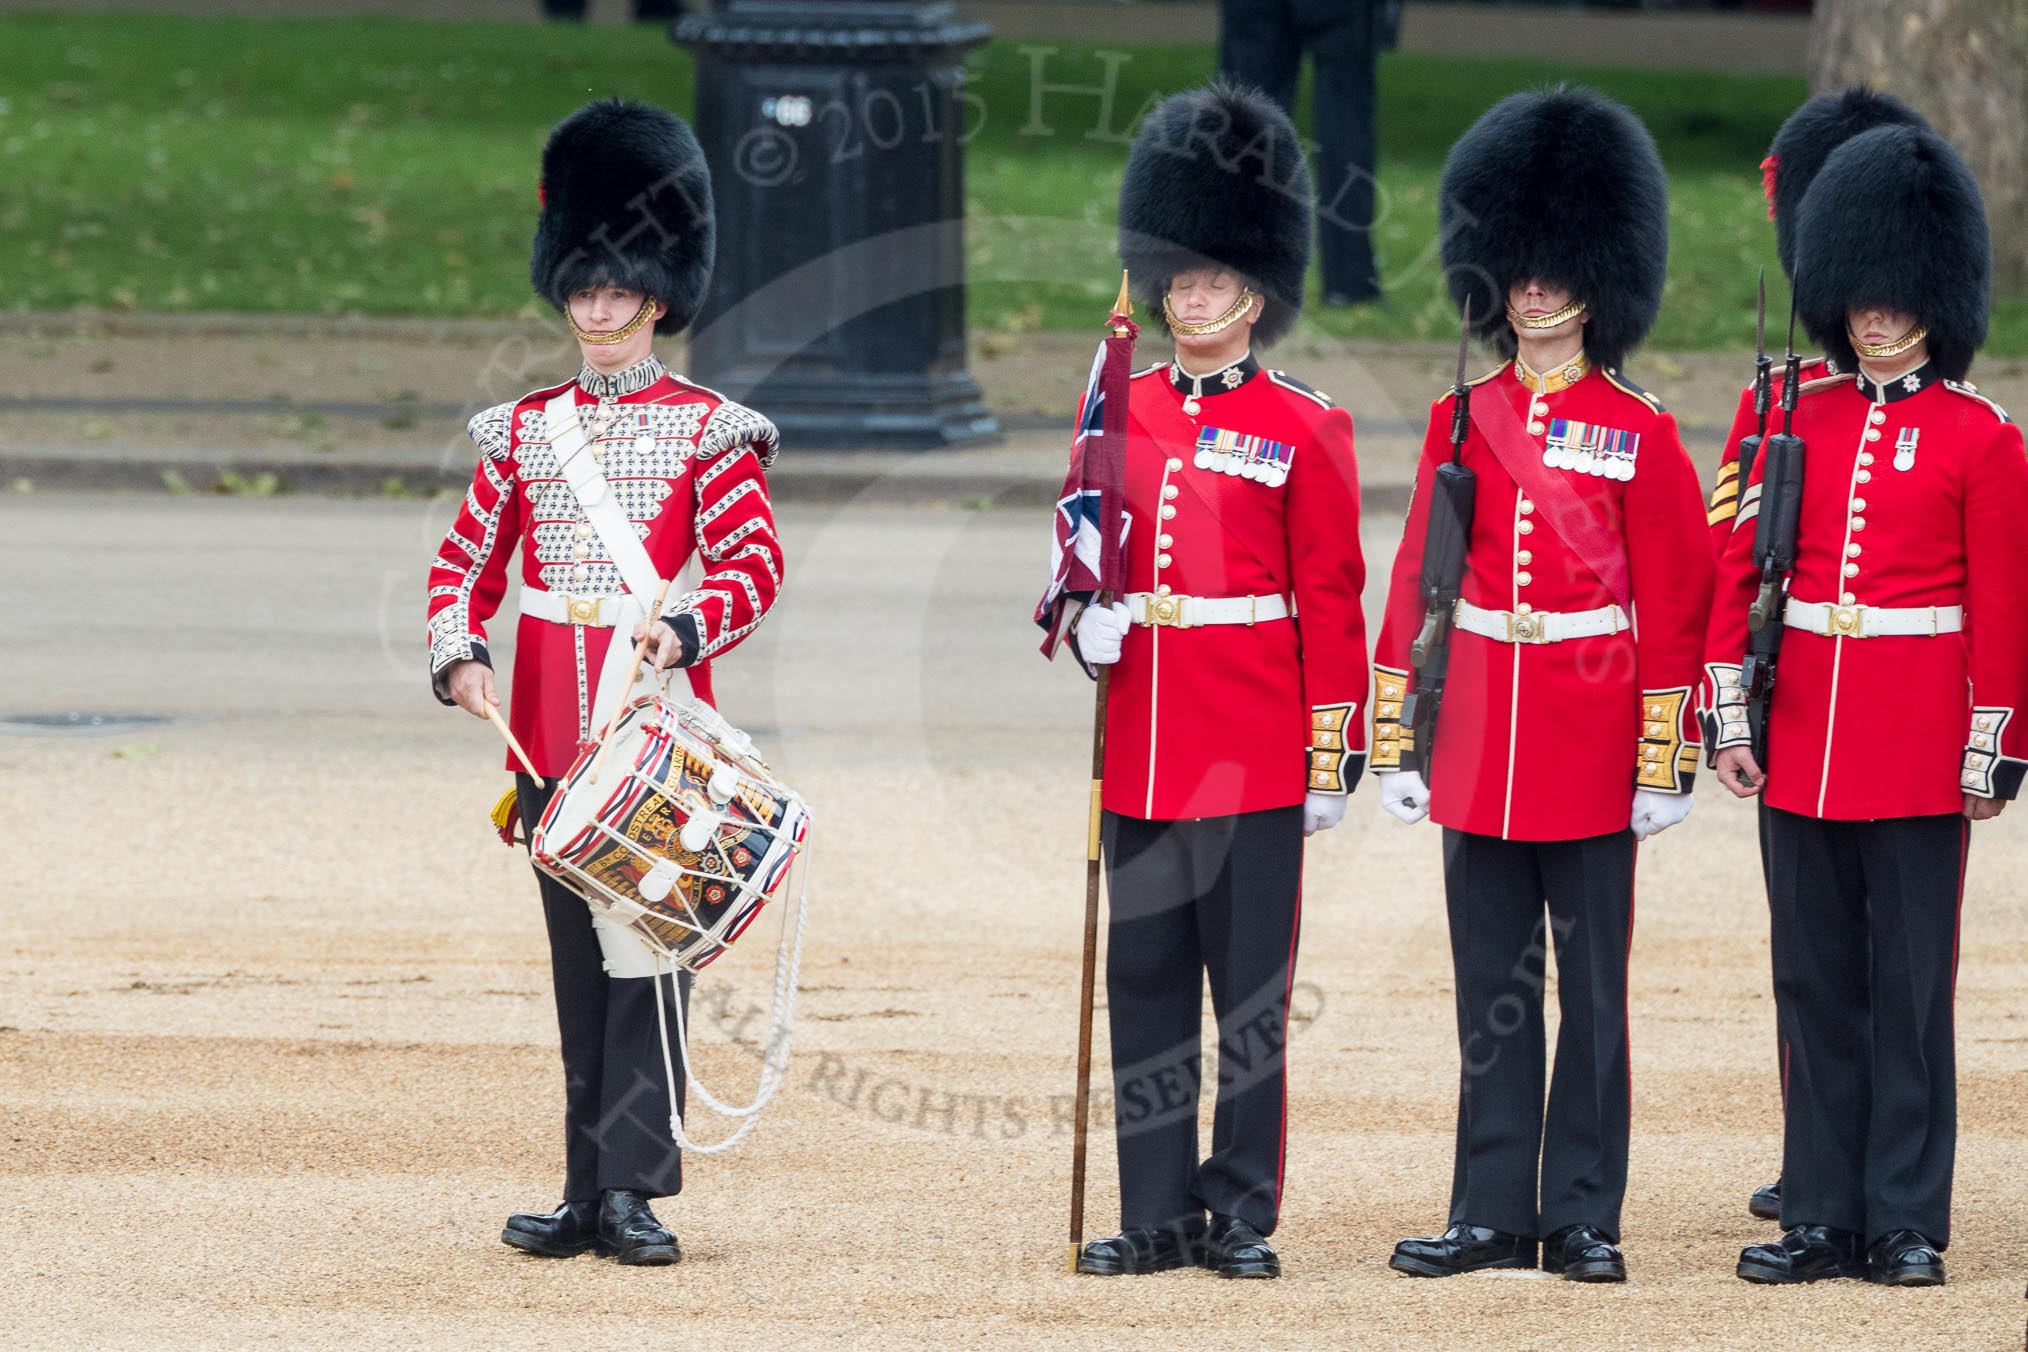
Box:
(650, 834, 812, 1155)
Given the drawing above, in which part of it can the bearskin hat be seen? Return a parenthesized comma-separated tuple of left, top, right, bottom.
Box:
(1763, 87, 1929, 281)
(1439, 86, 1668, 372)
(1117, 81, 1314, 348)
(530, 98, 714, 335)
(1793, 123, 1989, 382)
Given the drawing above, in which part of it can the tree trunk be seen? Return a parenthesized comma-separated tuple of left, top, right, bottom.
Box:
(1808, 0, 2028, 296)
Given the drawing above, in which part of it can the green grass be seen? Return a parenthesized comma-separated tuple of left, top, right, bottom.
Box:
(2, 12, 2022, 354)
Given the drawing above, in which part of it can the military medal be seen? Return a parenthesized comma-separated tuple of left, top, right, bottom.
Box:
(1895, 426, 1919, 472)
(1194, 426, 1292, 487)
(1544, 418, 1638, 481)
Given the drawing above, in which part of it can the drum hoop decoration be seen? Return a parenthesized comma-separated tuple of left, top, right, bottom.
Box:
(528, 689, 814, 1154)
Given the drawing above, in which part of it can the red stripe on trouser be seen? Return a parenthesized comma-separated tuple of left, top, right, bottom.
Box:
(1625, 840, 1638, 1123)
(1952, 818, 1969, 1008)
(1273, 856, 1305, 1216)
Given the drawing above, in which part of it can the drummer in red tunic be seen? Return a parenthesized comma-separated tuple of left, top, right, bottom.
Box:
(1373, 89, 1713, 1284)
(1055, 84, 1369, 1281)
(425, 99, 783, 1266)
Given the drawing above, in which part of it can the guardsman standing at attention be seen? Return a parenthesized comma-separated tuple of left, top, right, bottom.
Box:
(1043, 82, 1368, 1281)
(1705, 123, 2028, 1289)
(1372, 88, 1714, 1284)
(1699, 87, 1933, 1227)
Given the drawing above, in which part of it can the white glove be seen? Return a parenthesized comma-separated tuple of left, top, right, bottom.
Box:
(1630, 788, 1693, 841)
(1073, 600, 1132, 666)
(1303, 791, 1347, 837)
(1379, 770, 1431, 825)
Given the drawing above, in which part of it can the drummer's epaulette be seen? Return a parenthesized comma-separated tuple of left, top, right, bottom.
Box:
(1268, 370, 1334, 408)
(1432, 365, 1507, 406)
(1132, 362, 1166, 380)
(1603, 367, 1665, 413)
(1798, 372, 1854, 397)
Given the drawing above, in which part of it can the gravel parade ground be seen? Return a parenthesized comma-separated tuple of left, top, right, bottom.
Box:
(2, 494, 2023, 1348)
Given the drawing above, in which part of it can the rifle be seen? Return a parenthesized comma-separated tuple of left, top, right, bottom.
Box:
(1737, 269, 1774, 486)
(1740, 289, 1806, 767)
(1400, 302, 1479, 786)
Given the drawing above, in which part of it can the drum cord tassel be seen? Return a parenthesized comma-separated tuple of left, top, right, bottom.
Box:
(650, 834, 813, 1155)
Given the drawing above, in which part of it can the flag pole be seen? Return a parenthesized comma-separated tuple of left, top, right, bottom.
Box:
(1068, 271, 1133, 1272)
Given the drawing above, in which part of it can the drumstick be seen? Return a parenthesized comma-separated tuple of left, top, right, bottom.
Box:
(485, 704, 545, 789)
(587, 577, 676, 785)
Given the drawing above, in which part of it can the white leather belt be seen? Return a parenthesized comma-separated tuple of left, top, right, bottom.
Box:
(521, 586, 627, 628)
(1784, 598, 1963, 638)
(1125, 592, 1293, 629)
(1454, 598, 1629, 645)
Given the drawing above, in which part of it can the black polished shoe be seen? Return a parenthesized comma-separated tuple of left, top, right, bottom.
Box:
(1389, 1224, 1537, 1277)
(1748, 1177, 1782, 1221)
(1866, 1230, 1945, 1287)
(501, 1199, 598, 1258)
(1076, 1225, 1202, 1276)
(1202, 1214, 1279, 1279)
(596, 1189, 681, 1266)
(1736, 1224, 1863, 1284)
(1541, 1224, 1626, 1283)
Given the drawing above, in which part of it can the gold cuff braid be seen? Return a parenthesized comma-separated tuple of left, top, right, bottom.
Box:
(1637, 688, 1696, 792)
(1371, 667, 1410, 772)
(1308, 703, 1357, 793)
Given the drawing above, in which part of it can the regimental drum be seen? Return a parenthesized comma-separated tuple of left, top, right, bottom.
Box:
(532, 695, 812, 972)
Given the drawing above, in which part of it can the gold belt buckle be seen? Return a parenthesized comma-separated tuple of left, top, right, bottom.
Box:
(1829, 605, 1862, 637)
(567, 595, 601, 626)
(1149, 595, 1187, 628)
(1509, 612, 1540, 642)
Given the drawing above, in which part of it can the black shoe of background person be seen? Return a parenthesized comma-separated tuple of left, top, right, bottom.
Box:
(1389, 1223, 1537, 1277)
(1076, 1224, 1203, 1276)
(1748, 1177, 1782, 1221)
(1541, 1224, 1626, 1282)
(1866, 1230, 1946, 1287)
(500, 1199, 599, 1258)
(596, 1189, 682, 1265)
(1202, 1214, 1280, 1279)
(1736, 1224, 1863, 1284)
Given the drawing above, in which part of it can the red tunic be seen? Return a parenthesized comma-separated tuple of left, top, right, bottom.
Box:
(1704, 356, 1834, 555)
(1373, 357, 1714, 841)
(1701, 364, 2028, 818)
(1092, 358, 1369, 820)
(426, 356, 783, 777)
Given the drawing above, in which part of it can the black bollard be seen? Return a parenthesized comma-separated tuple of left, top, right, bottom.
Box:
(674, 0, 998, 449)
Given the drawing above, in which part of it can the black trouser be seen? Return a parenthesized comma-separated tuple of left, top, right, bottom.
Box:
(1764, 808, 1965, 1247)
(1441, 828, 1636, 1241)
(518, 773, 691, 1202)
(1102, 806, 1304, 1236)
(1219, 0, 1382, 301)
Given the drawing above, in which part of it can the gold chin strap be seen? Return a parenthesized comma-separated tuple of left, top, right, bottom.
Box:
(1506, 299, 1588, 331)
(568, 299, 658, 346)
(1849, 322, 1928, 359)
(1163, 289, 1257, 338)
